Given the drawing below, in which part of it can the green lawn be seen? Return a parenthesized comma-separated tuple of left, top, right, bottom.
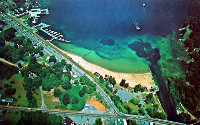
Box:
(125, 102, 140, 110)
(33, 88, 42, 108)
(0, 73, 28, 107)
(144, 103, 153, 109)
(43, 89, 61, 109)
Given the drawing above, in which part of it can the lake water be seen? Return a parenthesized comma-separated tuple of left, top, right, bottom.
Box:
(40, 0, 190, 73)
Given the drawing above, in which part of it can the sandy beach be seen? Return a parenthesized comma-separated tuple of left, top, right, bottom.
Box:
(48, 41, 155, 88)
(58, 50, 154, 87)
(65, 51, 154, 88)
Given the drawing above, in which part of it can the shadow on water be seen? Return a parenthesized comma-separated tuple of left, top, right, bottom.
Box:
(128, 39, 178, 121)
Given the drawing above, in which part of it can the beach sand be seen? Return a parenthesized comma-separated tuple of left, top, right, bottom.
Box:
(48, 41, 155, 88)
(60, 50, 154, 88)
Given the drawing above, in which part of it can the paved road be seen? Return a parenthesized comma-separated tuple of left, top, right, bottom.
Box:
(0, 13, 185, 125)
(0, 105, 184, 125)
(39, 86, 48, 110)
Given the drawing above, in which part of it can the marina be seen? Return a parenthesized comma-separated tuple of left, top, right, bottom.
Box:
(35, 22, 71, 43)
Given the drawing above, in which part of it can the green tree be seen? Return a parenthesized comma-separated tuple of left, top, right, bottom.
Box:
(18, 63, 22, 68)
(79, 89, 85, 97)
(79, 86, 87, 97)
(120, 79, 126, 86)
(17, 111, 63, 125)
(49, 55, 57, 63)
(54, 88, 62, 97)
(74, 80, 80, 85)
(134, 84, 146, 93)
(65, 64, 72, 71)
(2, 28, 16, 41)
(127, 119, 138, 125)
(130, 98, 140, 105)
(94, 118, 102, 125)
(71, 97, 79, 104)
(139, 108, 145, 116)
(0, 33, 5, 47)
(124, 83, 129, 88)
(62, 82, 72, 90)
(109, 76, 116, 87)
(63, 93, 70, 106)
(4, 88, 16, 95)
(145, 93, 154, 104)
(99, 76, 104, 83)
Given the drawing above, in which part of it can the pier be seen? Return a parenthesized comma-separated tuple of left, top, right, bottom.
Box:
(39, 28, 71, 43)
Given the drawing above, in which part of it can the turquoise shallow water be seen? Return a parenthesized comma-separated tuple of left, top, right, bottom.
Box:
(39, 0, 190, 73)
(53, 34, 161, 73)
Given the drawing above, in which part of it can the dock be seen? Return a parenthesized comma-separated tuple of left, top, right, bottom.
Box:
(40, 28, 71, 43)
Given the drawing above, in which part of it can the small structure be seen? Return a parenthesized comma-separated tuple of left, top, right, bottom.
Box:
(0, 93, 1, 99)
(19, 60, 25, 66)
(34, 53, 40, 58)
(6, 97, 13, 103)
(94, 72, 100, 77)
(85, 103, 90, 109)
(29, 8, 49, 23)
(29, 8, 49, 17)
(10, 42, 15, 46)
(35, 22, 51, 28)
(115, 119, 127, 125)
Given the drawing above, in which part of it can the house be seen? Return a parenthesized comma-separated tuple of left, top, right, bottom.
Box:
(10, 42, 15, 46)
(94, 72, 100, 77)
(84, 103, 90, 109)
(29, 8, 49, 17)
(19, 60, 25, 66)
(34, 53, 40, 58)
(115, 119, 127, 125)
(6, 97, 13, 103)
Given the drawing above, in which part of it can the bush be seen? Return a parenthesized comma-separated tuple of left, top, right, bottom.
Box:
(4, 84, 12, 88)
(63, 93, 70, 106)
(54, 88, 62, 97)
(130, 98, 140, 105)
(94, 118, 102, 125)
(5, 88, 16, 95)
(10, 81, 15, 84)
(139, 108, 145, 116)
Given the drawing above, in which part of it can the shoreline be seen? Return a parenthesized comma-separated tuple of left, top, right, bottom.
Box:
(48, 42, 155, 88)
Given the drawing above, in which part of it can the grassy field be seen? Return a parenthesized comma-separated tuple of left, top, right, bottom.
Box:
(43, 88, 61, 109)
(144, 103, 153, 109)
(125, 102, 140, 110)
(0, 73, 28, 107)
(11, 74, 28, 107)
(33, 88, 42, 108)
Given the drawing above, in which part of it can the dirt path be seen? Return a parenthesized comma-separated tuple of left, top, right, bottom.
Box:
(86, 99, 106, 111)
(0, 58, 18, 67)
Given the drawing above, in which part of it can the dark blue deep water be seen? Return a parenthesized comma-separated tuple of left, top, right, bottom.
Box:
(41, 0, 190, 44)
(39, 0, 192, 73)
